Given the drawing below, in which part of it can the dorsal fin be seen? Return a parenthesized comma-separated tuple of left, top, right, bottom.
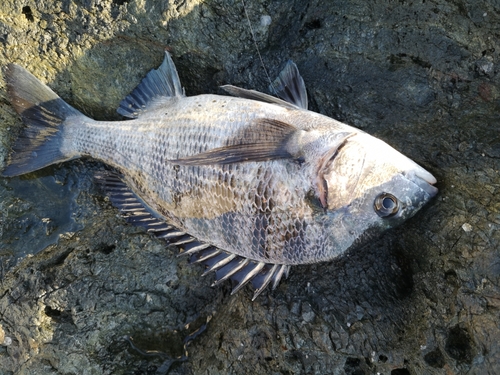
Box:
(220, 85, 300, 110)
(117, 51, 185, 118)
(270, 60, 308, 109)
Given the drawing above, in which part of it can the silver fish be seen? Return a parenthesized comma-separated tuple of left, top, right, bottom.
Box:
(2, 52, 437, 299)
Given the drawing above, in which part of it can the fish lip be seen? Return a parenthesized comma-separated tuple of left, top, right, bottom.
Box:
(414, 168, 437, 186)
(411, 172, 438, 198)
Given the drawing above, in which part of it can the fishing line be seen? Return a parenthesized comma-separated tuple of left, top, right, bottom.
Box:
(240, 0, 276, 94)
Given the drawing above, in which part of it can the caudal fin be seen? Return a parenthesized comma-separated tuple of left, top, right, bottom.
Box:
(2, 64, 84, 177)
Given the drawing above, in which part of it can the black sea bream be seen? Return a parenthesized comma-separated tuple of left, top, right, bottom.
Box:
(2, 52, 437, 299)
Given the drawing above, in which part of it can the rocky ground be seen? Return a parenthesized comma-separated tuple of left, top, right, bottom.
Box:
(0, 0, 499, 374)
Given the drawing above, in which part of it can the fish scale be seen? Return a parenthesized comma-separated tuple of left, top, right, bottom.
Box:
(2, 52, 437, 298)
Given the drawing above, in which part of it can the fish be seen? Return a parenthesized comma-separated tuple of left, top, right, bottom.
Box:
(2, 51, 437, 300)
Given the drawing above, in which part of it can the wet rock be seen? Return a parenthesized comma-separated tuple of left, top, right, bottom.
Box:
(1, 0, 499, 374)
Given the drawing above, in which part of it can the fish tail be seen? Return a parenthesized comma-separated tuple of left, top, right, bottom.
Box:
(2, 64, 86, 177)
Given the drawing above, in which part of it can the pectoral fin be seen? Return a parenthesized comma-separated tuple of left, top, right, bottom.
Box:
(221, 60, 308, 110)
(170, 143, 293, 165)
(170, 119, 301, 165)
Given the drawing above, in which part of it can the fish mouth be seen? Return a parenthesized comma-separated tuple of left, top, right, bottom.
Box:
(414, 168, 437, 185)
(410, 169, 438, 198)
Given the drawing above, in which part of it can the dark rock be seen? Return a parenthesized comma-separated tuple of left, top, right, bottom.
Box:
(445, 325, 474, 364)
(424, 348, 445, 368)
(1, 0, 499, 374)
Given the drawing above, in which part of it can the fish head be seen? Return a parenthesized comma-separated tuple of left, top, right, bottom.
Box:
(319, 132, 437, 235)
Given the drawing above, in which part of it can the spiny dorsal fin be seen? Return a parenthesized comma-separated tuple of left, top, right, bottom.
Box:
(270, 60, 308, 109)
(170, 118, 301, 165)
(117, 51, 185, 119)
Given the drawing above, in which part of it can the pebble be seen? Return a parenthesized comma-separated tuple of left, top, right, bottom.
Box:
(462, 223, 473, 232)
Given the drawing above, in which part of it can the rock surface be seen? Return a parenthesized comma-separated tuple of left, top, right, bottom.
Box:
(0, 0, 499, 374)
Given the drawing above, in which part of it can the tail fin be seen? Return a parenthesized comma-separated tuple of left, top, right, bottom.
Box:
(2, 64, 84, 177)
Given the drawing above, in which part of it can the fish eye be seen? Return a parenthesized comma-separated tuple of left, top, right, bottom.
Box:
(374, 193, 400, 218)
